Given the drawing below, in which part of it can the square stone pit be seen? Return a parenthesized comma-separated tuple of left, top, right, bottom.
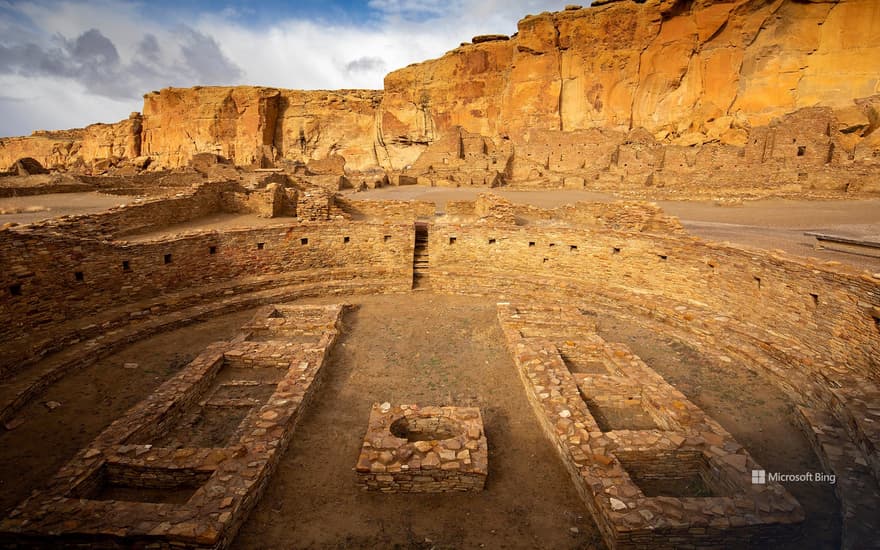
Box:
(356, 403, 488, 493)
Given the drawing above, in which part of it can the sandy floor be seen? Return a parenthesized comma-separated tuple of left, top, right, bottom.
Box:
(235, 293, 601, 549)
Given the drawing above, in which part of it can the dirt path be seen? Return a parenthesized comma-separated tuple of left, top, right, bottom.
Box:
(234, 293, 602, 549)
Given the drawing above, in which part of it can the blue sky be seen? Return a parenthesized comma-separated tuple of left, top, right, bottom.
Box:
(0, 0, 572, 137)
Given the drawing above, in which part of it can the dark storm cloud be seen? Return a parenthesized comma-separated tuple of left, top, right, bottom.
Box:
(344, 56, 386, 73)
(0, 26, 242, 98)
(177, 26, 242, 84)
(137, 34, 161, 63)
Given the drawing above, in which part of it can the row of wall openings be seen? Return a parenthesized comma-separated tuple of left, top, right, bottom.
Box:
(478, 237, 577, 252)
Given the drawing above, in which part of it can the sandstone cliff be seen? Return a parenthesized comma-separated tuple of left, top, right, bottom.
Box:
(1, 0, 878, 194)
(382, 0, 880, 145)
(0, 114, 141, 172)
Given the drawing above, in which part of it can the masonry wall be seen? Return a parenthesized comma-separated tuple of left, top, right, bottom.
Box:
(429, 224, 880, 380)
(0, 221, 413, 375)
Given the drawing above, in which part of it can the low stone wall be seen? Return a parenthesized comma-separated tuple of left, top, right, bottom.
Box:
(427, 228, 880, 487)
(334, 196, 436, 221)
(0, 304, 344, 549)
(498, 303, 804, 549)
(428, 222, 879, 384)
(356, 404, 487, 493)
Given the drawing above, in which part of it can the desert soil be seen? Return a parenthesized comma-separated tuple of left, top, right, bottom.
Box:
(0, 192, 133, 225)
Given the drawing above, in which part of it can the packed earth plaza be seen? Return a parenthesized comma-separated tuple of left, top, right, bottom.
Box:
(1, 1, 879, 549)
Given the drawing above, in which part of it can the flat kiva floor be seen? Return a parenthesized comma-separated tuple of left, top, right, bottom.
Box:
(234, 293, 602, 549)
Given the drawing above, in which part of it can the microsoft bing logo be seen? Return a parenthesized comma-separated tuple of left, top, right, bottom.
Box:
(751, 470, 766, 484)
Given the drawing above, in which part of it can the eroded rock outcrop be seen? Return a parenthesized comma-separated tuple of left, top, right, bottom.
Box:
(1, 0, 878, 194)
(0, 114, 141, 173)
(381, 0, 880, 145)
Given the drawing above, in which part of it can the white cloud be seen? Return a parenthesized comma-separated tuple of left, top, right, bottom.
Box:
(0, 0, 571, 137)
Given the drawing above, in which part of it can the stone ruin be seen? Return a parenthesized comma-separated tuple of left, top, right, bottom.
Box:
(497, 303, 803, 548)
(356, 403, 488, 493)
(0, 304, 344, 548)
(0, 1, 879, 547)
(0, 184, 877, 548)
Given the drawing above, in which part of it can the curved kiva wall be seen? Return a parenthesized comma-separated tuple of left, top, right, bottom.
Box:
(1, 203, 879, 473)
(425, 223, 880, 479)
(0, 220, 414, 375)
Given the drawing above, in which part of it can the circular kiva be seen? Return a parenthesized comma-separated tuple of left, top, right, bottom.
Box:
(0, 187, 878, 548)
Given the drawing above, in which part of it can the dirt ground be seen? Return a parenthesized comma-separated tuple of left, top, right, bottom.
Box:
(0, 192, 133, 225)
(235, 293, 600, 549)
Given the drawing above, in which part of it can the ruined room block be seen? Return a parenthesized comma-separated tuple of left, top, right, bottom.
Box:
(356, 404, 488, 493)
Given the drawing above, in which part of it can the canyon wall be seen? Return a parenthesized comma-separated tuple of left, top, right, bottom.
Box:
(1, 0, 878, 191)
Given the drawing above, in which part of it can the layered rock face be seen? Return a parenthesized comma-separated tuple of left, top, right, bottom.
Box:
(139, 86, 382, 171)
(0, 114, 141, 172)
(1, 0, 878, 192)
(383, 0, 880, 142)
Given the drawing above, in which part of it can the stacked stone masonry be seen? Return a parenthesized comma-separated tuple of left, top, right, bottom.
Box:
(497, 303, 804, 548)
(356, 404, 488, 493)
(0, 303, 345, 549)
(0, 188, 415, 375)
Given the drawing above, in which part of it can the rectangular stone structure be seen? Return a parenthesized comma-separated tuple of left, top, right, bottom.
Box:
(0, 304, 345, 549)
(356, 404, 488, 493)
(497, 303, 804, 549)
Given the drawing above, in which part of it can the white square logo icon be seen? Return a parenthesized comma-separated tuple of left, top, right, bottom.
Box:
(752, 469, 766, 484)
